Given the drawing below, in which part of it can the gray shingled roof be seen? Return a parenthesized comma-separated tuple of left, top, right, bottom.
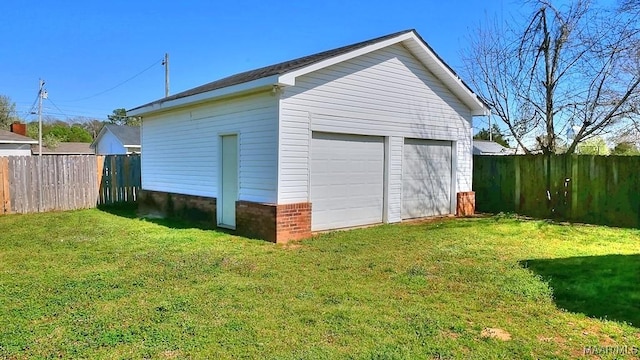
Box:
(131, 29, 424, 111)
(473, 140, 514, 155)
(0, 129, 38, 143)
(104, 124, 140, 146)
(32, 142, 95, 155)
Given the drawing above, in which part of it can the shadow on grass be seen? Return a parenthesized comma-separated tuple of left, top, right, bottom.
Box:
(97, 203, 231, 233)
(521, 254, 640, 327)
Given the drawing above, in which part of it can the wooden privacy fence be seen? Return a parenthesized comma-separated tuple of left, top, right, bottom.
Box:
(473, 155, 640, 228)
(98, 155, 141, 205)
(0, 155, 140, 215)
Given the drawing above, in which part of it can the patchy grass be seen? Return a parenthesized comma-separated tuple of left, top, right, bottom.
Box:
(0, 208, 639, 359)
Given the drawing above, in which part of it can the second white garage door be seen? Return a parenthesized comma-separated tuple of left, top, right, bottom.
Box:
(310, 132, 384, 231)
(402, 139, 453, 219)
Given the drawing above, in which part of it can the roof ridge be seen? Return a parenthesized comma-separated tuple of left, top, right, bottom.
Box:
(130, 30, 415, 112)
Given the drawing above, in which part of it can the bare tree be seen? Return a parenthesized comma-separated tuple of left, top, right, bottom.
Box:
(464, 0, 640, 154)
(619, 0, 639, 13)
(80, 118, 107, 139)
(0, 95, 18, 130)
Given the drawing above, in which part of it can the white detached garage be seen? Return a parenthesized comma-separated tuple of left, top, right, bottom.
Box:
(129, 29, 488, 243)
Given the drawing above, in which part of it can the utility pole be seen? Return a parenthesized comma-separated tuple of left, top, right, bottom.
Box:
(38, 79, 45, 157)
(162, 53, 170, 97)
(37, 79, 46, 212)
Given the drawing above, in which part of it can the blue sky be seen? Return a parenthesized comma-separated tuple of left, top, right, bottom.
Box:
(0, 1, 512, 123)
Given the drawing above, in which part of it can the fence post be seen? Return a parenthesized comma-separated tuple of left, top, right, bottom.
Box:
(571, 155, 578, 220)
(0, 157, 9, 214)
(96, 155, 104, 205)
(110, 156, 117, 203)
(514, 156, 520, 212)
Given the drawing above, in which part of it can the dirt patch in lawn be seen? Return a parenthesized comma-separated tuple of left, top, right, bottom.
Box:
(481, 328, 512, 341)
(279, 242, 304, 250)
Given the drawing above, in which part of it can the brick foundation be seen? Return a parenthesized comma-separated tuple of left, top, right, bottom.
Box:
(236, 201, 278, 242)
(138, 190, 217, 228)
(456, 191, 475, 217)
(275, 203, 312, 243)
(138, 190, 311, 243)
(236, 201, 312, 243)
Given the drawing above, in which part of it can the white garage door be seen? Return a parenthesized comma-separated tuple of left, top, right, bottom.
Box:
(311, 132, 384, 231)
(402, 139, 453, 219)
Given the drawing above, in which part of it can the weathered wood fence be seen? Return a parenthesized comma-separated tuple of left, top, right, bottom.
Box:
(473, 155, 640, 228)
(97, 155, 141, 205)
(0, 155, 140, 214)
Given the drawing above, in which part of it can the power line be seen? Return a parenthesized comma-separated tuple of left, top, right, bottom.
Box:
(61, 57, 163, 102)
(17, 102, 112, 111)
(18, 92, 42, 119)
(17, 105, 110, 119)
(17, 105, 105, 121)
(46, 98, 71, 119)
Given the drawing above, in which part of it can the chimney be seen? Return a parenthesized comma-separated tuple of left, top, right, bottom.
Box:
(10, 121, 27, 136)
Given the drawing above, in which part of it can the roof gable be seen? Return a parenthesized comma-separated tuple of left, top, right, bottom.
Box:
(130, 30, 488, 116)
(92, 124, 141, 148)
(105, 124, 140, 146)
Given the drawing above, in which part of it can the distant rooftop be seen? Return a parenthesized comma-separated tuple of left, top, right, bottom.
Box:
(32, 142, 94, 155)
(104, 124, 140, 146)
(473, 140, 514, 155)
(0, 129, 38, 144)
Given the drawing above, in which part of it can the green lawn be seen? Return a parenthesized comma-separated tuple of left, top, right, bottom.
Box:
(0, 207, 639, 359)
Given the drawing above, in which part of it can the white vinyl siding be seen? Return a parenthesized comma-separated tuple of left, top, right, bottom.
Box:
(279, 43, 473, 206)
(386, 136, 404, 223)
(96, 130, 126, 155)
(141, 91, 278, 203)
(0, 144, 32, 156)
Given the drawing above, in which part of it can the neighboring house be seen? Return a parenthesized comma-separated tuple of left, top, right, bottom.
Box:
(0, 124, 38, 156)
(91, 124, 141, 155)
(32, 142, 95, 155)
(473, 140, 514, 155)
(129, 29, 489, 243)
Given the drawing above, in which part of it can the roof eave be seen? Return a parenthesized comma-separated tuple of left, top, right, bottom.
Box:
(0, 140, 39, 144)
(401, 35, 490, 116)
(129, 75, 280, 116)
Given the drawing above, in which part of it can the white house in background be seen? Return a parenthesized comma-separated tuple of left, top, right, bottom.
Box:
(91, 124, 141, 155)
(129, 29, 489, 243)
(0, 129, 37, 156)
(473, 140, 515, 155)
